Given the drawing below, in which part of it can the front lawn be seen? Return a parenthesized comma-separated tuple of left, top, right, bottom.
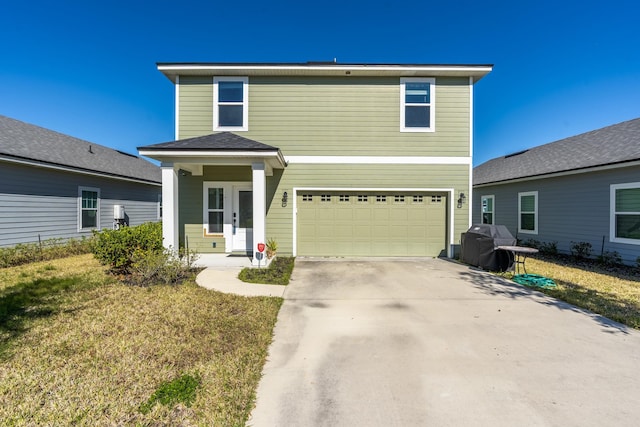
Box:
(506, 255, 640, 329)
(0, 254, 282, 426)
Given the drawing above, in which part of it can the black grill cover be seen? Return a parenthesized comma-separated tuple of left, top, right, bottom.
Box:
(460, 224, 517, 272)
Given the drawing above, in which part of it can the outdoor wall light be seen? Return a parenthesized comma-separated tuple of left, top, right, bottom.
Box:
(457, 192, 466, 208)
(282, 191, 288, 207)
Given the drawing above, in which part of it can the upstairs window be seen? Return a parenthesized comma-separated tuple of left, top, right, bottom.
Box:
(611, 183, 640, 244)
(78, 187, 100, 231)
(481, 195, 495, 224)
(400, 78, 435, 132)
(518, 191, 538, 234)
(214, 77, 248, 131)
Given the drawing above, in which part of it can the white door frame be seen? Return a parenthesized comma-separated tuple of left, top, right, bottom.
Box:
(232, 185, 253, 252)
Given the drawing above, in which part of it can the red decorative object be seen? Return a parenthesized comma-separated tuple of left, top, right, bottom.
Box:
(257, 243, 266, 253)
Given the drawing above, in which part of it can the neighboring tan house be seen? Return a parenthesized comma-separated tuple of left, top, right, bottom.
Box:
(138, 61, 493, 264)
(0, 115, 162, 247)
(473, 118, 640, 265)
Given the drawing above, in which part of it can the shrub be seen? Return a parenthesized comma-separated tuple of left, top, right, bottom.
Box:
(538, 241, 558, 255)
(521, 239, 541, 249)
(570, 241, 592, 259)
(92, 222, 163, 274)
(128, 248, 199, 286)
(0, 237, 93, 268)
(598, 250, 622, 266)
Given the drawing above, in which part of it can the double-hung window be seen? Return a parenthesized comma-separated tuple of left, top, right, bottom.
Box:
(78, 186, 100, 231)
(214, 76, 248, 131)
(611, 182, 640, 244)
(400, 77, 435, 132)
(518, 191, 538, 234)
(205, 186, 224, 235)
(481, 195, 495, 224)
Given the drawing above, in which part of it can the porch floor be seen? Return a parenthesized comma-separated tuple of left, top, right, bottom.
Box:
(195, 253, 254, 269)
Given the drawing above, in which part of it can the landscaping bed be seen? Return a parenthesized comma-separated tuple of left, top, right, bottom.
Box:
(0, 254, 282, 426)
(238, 256, 295, 286)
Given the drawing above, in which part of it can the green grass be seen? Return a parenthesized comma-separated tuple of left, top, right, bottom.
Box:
(139, 373, 202, 414)
(504, 255, 640, 329)
(238, 256, 295, 285)
(0, 254, 282, 426)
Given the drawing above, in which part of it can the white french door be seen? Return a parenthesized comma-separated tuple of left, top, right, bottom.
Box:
(232, 187, 253, 251)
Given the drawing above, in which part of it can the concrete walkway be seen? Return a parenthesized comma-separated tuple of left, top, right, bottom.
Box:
(194, 254, 286, 297)
(247, 258, 640, 427)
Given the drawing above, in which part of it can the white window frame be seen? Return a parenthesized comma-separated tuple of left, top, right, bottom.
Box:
(400, 77, 435, 132)
(203, 183, 225, 236)
(610, 182, 640, 245)
(157, 193, 162, 220)
(518, 191, 538, 234)
(213, 76, 248, 131)
(78, 186, 100, 232)
(481, 195, 495, 225)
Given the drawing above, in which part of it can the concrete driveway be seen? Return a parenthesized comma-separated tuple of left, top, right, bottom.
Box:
(247, 258, 640, 427)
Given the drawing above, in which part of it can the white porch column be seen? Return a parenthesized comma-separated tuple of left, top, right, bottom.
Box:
(161, 163, 179, 251)
(252, 162, 266, 266)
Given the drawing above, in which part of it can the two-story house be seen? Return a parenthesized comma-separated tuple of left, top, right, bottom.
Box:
(138, 62, 492, 264)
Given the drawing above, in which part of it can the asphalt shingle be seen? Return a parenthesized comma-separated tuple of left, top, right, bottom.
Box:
(0, 115, 160, 184)
(474, 118, 640, 185)
(138, 132, 279, 151)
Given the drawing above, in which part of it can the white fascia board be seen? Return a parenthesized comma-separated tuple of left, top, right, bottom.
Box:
(158, 64, 493, 81)
(285, 156, 471, 165)
(138, 150, 287, 169)
(0, 155, 161, 186)
(139, 150, 279, 157)
(158, 64, 493, 73)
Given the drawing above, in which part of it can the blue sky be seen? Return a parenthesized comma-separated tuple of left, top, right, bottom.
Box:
(1, 0, 638, 166)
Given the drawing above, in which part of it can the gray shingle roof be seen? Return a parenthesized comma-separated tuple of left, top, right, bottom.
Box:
(0, 115, 160, 184)
(474, 118, 640, 186)
(138, 132, 280, 151)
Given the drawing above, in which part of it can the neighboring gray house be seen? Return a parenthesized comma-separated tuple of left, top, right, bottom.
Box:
(0, 115, 162, 247)
(473, 118, 640, 265)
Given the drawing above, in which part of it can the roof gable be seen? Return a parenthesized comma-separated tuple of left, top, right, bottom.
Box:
(0, 115, 160, 184)
(474, 118, 640, 185)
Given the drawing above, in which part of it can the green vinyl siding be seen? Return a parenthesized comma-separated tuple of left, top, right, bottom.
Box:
(177, 163, 470, 255)
(177, 76, 471, 157)
(178, 166, 252, 253)
(265, 163, 470, 256)
(178, 76, 213, 139)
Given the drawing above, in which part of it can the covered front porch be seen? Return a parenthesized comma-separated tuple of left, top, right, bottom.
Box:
(138, 133, 286, 266)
